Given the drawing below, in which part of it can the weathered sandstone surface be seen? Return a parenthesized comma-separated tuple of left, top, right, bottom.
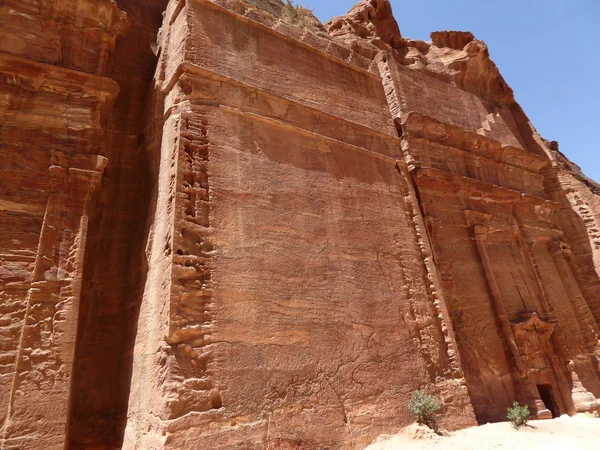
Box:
(0, 0, 599, 448)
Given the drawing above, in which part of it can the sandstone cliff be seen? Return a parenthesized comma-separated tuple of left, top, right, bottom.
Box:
(0, 1, 599, 449)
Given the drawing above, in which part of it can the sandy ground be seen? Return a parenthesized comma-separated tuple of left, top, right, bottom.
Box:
(365, 414, 600, 450)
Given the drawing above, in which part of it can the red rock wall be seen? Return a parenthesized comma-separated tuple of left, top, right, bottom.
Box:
(67, 1, 170, 448)
(0, 1, 126, 447)
(123, 1, 471, 447)
(0, 0, 169, 448)
(372, 1, 600, 424)
(1, 0, 599, 449)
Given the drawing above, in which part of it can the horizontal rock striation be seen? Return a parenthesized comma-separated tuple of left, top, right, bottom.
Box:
(0, 0, 599, 448)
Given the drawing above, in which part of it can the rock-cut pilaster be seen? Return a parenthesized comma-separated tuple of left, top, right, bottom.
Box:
(0, 1, 126, 448)
(1, 152, 107, 449)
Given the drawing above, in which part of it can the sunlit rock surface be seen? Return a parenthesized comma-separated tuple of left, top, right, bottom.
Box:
(0, 1, 599, 448)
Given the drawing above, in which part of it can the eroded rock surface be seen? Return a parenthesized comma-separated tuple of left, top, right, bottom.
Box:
(0, 0, 599, 448)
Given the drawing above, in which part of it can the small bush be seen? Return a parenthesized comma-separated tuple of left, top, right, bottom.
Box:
(507, 401, 530, 429)
(407, 390, 441, 431)
(282, 0, 319, 32)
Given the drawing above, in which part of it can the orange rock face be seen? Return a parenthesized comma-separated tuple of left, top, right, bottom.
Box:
(0, 0, 599, 448)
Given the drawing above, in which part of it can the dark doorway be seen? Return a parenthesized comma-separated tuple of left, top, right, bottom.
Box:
(537, 384, 559, 418)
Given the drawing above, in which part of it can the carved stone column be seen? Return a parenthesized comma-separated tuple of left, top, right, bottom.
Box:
(473, 223, 520, 353)
(547, 239, 600, 407)
(512, 224, 552, 316)
(1, 152, 107, 449)
(512, 219, 576, 415)
(465, 211, 544, 412)
(466, 213, 521, 364)
(548, 240, 600, 352)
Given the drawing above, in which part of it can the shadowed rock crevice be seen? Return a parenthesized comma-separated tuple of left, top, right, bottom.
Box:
(66, 1, 170, 448)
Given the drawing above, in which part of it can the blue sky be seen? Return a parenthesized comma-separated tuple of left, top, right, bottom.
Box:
(296, 0, 600, 182)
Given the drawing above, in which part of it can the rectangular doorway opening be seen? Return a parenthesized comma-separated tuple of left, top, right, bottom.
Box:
(537, 384, 559, 418)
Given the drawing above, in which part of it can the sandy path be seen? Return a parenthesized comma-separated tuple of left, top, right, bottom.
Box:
(365, 415, 600, 450)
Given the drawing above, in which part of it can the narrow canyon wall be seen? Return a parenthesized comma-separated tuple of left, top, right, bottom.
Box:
(0, 0, 168, 448)
(67, 1, 169, 448)
(0, 1, 126, 447)
(0, 0, 599, 449)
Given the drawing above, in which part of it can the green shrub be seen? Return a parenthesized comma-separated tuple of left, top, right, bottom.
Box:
(407, 390, 441, 430)
(507, 401, 530, 429)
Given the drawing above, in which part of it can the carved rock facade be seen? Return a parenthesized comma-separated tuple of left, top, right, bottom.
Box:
(0, 0, 599, 448)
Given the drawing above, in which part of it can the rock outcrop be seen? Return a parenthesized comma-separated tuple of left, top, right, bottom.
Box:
(0, 0, 599, 448)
